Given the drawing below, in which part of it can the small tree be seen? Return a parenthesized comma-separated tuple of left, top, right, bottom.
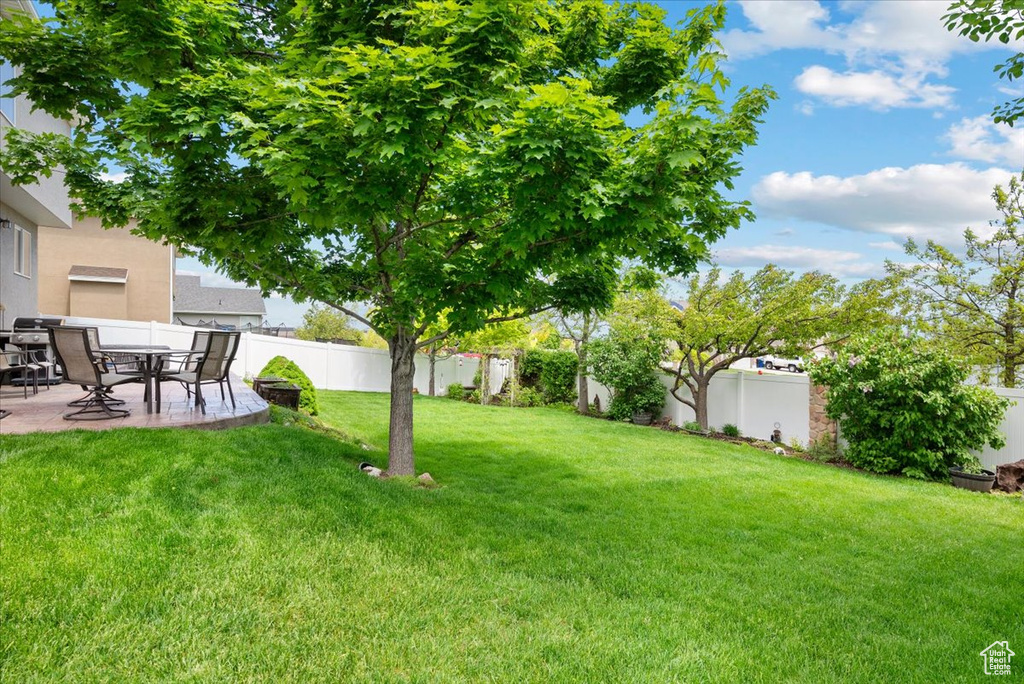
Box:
(295, 304, 363, 344)
(809, 331, 1009, 479)
(888, 173, 1024, 387)
(669, 265, 890, 430)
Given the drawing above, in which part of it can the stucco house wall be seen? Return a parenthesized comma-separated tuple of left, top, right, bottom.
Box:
(37, 217, 175, 323)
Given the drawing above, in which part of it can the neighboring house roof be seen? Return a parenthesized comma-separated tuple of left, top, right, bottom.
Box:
(173, 275, 266, 315)
(68, 265, 129, 283)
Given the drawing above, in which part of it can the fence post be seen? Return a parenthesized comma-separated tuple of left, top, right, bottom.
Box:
(243, 331, 252, 378)
(325, 342, 333, 391)
(737, 370, 746, 434)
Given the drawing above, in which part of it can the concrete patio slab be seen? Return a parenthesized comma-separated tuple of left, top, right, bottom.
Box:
(0, 374, 269, 435)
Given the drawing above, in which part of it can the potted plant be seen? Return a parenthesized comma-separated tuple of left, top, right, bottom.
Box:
(950, 460, 996, 492)
(628, 377, 666, 425)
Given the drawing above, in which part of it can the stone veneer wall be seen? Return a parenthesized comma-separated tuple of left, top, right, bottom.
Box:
(809, 382, 837, 446)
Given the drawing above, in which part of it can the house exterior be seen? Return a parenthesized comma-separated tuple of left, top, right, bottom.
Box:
(36, 216, 175, 323)
(0, 0, 74, 328)
(173, 275, 266, 330)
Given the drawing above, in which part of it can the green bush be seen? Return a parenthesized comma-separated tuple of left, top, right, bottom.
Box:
(514, 386, 545, 407)
(806, 434, 841, 463)
(590, 336, 666, 420)
(808, 330, 1009, 479)
(682, 420, 703, 433)
(721, 423, 741, 438)
(518, 350, 544, 388)
(258, 356, 319, 416)
(538, 350, 578, 404)
(446, 383, 465, 400)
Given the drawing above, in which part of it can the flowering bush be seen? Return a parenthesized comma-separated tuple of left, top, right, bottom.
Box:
(589, 336, 666, 420)
(808, 331, 1009, 479)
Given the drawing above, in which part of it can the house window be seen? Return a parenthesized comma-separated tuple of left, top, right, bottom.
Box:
(14, 225, 31, 278)
(0, 59, 15, 124)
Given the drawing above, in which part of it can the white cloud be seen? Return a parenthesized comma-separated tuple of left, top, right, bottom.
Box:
(752, 163, 1015, 245)
(713, 244, 881, 277)
(794, 65, 956, 110)
(945, 116, 1024, 167)
(99, 171, 128, 184)
(795, 100, 816, 116)
(723, 0, 1022, 111)
(868, 240, 904, 251)
(723, 0, 1020, 64)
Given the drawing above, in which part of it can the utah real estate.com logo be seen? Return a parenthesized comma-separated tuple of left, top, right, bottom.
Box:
(980, 641, 1014, 676)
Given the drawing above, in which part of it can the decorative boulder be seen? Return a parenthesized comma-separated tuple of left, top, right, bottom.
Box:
(995, 459, 1024, 493)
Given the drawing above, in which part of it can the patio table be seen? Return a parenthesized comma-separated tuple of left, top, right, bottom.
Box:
(99, 347, 201, 414)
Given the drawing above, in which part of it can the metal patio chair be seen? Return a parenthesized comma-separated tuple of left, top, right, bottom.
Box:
(157, 331, 240, 414)
(49, 326, 140, 420)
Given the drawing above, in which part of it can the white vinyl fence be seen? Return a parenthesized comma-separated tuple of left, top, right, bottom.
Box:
(59, 316, 1023, 466)
(656, 370, 812, 447)
(61, 316, 508, 395)
(977, 387, 1023, 470)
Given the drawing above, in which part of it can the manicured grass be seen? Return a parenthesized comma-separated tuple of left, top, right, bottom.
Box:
(1, 392, 1021, 682)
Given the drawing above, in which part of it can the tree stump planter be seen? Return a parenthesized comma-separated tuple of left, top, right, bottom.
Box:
(949, 467, 996, 493)
(264, 382, 302, 410)
(631, 411, 653, 426)
(253, 376, 287, 399)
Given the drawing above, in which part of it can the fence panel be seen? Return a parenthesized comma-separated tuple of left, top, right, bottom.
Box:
(659, 370, 810, 445)
(977, 387, 1023, 469)
(57, 316, 1021, 463)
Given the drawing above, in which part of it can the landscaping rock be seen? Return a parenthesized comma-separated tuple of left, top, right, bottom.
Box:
(417, 473, 435, 484)
(995, 459, 1024, 493)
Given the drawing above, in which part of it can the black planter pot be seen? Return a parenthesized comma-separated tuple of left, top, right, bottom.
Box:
(631, 411, 653, 426)
(949, 467, 996, 492)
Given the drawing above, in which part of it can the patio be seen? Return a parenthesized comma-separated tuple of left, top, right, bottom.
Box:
(0, 374, 269, 434)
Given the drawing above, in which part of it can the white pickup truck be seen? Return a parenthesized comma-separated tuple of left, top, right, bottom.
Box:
(760, 355, 805, 373)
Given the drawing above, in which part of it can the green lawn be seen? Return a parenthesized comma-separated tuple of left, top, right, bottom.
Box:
(1, 392, 1021, 682)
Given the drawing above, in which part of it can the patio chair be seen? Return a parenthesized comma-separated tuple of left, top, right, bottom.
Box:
(27, 348, 55, 390)
(0, 350, 39, 398)
(157, 331, 240, 415)
(49, 326, 140, 420)
(0, 350, 38, 397)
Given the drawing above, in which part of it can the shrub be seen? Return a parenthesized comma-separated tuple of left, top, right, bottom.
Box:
(469, 389, 482, 404)
(721, 423, 741, 438)
(502, 386, 545, 407)
(682, 420, 703, 433)
(517, 350, 578, 405)
(538, 350, 578, 404)
(258, 356, 319, 415)
(808, 330, 1009, 479)
(518, 350, 544, 388)
(590, 336, 666, 420)
(806, 434, 841, 463)
(446, 383, 465, 400)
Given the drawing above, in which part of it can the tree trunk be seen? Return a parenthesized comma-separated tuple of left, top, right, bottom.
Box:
(694, 378, 710, 430)
(387, 329, 418, 476)
(577, 341, 590, 415)
(428, 347, 437, 396)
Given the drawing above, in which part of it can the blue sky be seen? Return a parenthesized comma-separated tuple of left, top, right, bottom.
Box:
(172, 0, 1024, 325)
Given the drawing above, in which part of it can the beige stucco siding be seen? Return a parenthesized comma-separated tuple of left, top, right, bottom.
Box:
(37, 216, 174, 323)
(69, 280, 128, 320)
